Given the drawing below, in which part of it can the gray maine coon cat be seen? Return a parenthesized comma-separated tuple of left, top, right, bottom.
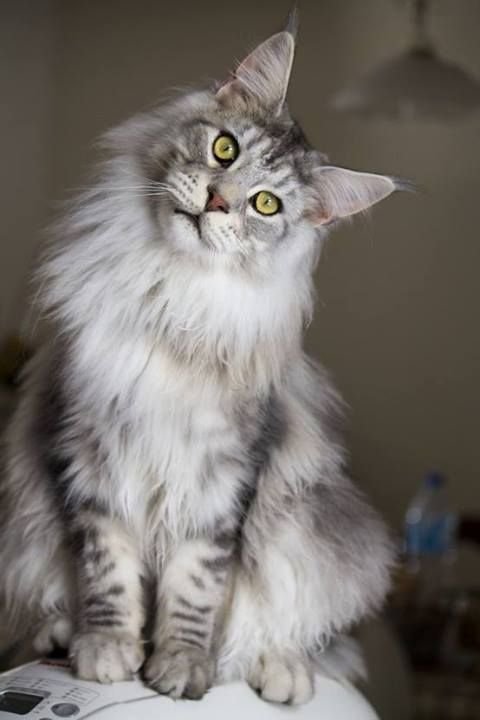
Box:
(0, 22, 401, 704)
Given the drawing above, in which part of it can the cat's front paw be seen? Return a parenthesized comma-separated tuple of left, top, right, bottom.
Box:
(70, 632, 144, 683)
(144, 646, 215, 700)
(248, 654, 314, 705)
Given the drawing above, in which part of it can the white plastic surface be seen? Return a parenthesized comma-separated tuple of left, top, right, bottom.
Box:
(0, 660, 379, 720)
(127, 677, 380, 720)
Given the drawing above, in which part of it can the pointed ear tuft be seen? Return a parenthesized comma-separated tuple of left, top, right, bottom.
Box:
(217, 31, 295, 115)
(308, 166, 404, 226)
(284, 5, 299, 40)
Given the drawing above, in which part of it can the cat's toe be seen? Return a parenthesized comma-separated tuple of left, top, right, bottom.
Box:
(70, 632, 144, 683)
(249, 654, 314, 705)
(145, 647, 214, 700)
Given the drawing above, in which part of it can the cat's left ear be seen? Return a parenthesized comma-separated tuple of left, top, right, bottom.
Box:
(307, 166, 405, 226)
(216, 30, 295, 115)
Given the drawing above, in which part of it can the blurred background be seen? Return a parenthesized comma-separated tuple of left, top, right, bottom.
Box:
(1, 1, 479, 718)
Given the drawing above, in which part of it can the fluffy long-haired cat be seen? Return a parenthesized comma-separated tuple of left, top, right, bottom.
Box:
(0, 18, 402, 705)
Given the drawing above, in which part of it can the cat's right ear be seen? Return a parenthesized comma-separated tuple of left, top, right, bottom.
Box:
(216, 30, 295, 115)
(306, 165, 408, 226)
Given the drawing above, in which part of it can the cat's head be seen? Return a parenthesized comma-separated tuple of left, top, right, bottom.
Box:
(106, 24, 403, 277)
(44, 20, 409, 384)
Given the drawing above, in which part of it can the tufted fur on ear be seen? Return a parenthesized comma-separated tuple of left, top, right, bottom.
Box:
(308, 166, 404, 226)
(217, 30, 295, 115)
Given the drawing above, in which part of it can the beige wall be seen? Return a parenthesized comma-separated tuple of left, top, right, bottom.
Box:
(2, 0, 480, 527)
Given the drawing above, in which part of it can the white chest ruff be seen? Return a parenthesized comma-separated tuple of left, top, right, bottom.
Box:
(97, 346, 249, 553)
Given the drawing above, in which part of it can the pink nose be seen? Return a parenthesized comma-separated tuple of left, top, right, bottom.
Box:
(205, 188, 230, 213)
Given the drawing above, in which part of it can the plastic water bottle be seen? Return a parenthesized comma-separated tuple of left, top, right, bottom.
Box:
(404, 471, 457, 600)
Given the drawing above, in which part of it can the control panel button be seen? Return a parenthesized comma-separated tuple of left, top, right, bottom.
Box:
(51, 702, 80, 716)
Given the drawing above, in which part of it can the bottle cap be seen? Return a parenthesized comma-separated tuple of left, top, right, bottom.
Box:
(424, 471, 445, 489)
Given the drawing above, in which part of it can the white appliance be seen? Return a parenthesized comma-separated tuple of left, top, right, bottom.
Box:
(0, 659, 379, 719)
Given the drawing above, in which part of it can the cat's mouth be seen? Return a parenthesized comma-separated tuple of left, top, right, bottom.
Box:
(174, 209, 200, 234)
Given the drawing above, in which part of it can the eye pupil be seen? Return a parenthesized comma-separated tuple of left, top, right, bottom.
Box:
(213, 133, 238, 164)
(253, 190, 281, 216)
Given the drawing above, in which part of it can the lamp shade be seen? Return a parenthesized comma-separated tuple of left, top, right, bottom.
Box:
(331, 45, 480, 122)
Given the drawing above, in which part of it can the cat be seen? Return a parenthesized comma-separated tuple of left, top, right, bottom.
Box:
(0, 19, 402, 705)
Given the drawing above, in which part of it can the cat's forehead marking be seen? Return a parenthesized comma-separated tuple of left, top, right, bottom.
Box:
(233, 119, 310, 169)
(246, 137, 273, 157)
(176, 111, 310, 195)
(269, 167, 298, 191)
(264, 121, 310, 166)
(239, 126, 260, 149)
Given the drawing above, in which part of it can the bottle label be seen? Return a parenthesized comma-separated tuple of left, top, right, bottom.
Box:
(405, 513, 456, 556)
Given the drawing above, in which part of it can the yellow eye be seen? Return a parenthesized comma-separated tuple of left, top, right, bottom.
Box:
(212, 134, 239, 165)
(252, 190, 281, 216)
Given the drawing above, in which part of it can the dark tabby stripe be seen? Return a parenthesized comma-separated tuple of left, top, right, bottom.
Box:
(104, 583, 125, 596)
(83, 548, 109, 565)
(172, 627, 207, 640)
(98, 561, 116, 578)
(172, 636, 205, 650)
(84, 609, 123, 623)
(175, 595, 213, 614)
(189, 574, 206, 590)
(85, 618, 123, 628)
(200, 554, 231, 571)
(170, 611, 204, 625)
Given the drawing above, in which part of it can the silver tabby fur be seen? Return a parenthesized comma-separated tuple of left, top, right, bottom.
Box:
(0, 24, 400, 704)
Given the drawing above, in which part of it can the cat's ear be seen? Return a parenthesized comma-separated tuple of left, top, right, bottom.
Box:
(216, 30, 295, 115)
(307, 166, 405, 226)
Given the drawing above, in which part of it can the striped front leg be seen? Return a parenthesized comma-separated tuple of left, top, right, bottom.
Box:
(69, 512, 145, 682)
(145, 536, 234, 699)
